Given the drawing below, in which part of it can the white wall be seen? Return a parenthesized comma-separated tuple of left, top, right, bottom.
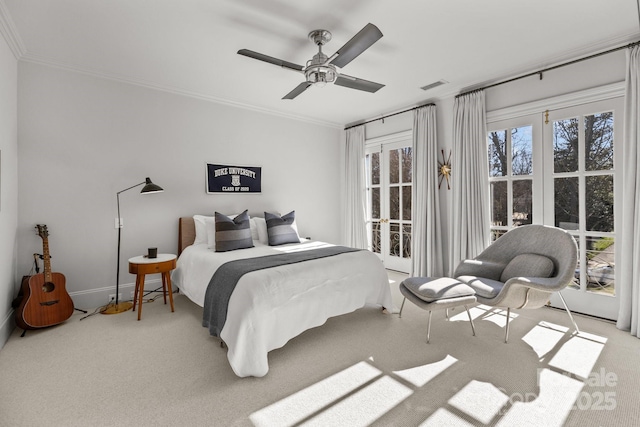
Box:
(17, 62, 342, 309)
(0, 32, 18, 346)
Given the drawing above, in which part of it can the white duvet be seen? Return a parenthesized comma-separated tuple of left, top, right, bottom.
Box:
(171, 240, 393, 377)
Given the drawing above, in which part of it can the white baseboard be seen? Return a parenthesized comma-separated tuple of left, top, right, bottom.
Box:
(68, 278, 163, 310)
(0, 308, 15, 350)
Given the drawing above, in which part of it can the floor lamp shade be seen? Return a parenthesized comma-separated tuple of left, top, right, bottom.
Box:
(102, 177, 164, 315)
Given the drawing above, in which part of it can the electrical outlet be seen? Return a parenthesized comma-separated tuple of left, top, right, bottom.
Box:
(114, 218, 124, 229)
(108, 293, 122, 303)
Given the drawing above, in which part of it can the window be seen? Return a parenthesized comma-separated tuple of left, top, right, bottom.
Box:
(488, 119, 539, 241)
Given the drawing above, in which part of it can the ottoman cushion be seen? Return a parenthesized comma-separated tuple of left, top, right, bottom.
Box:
(402, 277, 476, 303)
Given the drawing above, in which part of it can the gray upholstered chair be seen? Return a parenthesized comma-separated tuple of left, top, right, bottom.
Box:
(454, 224, 580, 342)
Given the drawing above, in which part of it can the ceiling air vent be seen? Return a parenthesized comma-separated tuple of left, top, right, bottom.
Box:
(420, 79, 448, 91)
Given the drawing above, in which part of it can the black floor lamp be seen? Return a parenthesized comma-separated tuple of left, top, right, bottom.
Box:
(102, 177, 164, 315)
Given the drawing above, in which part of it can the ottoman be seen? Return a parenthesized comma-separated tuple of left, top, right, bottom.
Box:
(399, 277, 477, 343)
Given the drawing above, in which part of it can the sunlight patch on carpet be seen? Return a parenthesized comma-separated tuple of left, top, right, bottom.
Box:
(548, 331, 607, 379)
(303, 375, 412, 426)
(495, 368, 584, 427)
(482, 307, 519, 328)
(392, 354, 457, 387)
(448, 380, 510, 424)
(522, 321, 569, 358)
(249, 361, 381, 426)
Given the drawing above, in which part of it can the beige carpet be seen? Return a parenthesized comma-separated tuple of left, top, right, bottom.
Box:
(1, 272, 639, 427)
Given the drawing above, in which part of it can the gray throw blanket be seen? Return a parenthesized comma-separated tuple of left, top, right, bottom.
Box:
(202, 245, 361, 337)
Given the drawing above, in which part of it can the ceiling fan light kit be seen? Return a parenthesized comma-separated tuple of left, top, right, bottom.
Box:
(238, 23, 385, 99)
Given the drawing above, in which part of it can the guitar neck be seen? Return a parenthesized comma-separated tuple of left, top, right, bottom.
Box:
(42, 237, 52, 283)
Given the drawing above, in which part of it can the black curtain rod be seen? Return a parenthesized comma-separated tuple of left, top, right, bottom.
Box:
(456, 40, 640, 99)
(344, 102, 436, 131)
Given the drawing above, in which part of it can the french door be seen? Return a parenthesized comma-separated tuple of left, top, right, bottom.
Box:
(365, 132, 412, 273)
(487, 96, 622, 320)
(544, 98, 622, 320)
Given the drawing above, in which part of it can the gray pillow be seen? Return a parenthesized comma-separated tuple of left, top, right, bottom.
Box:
(265, 211, 300, 246)
(500, 253, 555, 282)
(214, 210, 254, 252)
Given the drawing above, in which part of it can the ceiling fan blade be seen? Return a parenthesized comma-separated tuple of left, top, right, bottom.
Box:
(237, 49, 304, 72)
(334, 74, 385, 93)
(329, 23, 383, 69)
(283, 82, 312, 100)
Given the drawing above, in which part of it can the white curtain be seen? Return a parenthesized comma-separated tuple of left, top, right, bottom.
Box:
(411, 105, 443, 277)
(617, 45, 640, 337)
(448, 91, 491, 275)
(344, 126, 368, 249)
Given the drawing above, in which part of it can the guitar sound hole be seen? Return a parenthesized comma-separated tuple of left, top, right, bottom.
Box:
(42, 282, 55, 293)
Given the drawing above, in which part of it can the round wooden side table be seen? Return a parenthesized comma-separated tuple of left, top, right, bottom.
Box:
(128, 254, 177, 321)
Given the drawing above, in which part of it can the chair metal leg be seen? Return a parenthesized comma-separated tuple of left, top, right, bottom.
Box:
(399, 297, 406, 318)
(464, 305, 476, 337)
(558, 291, 580, 334)
(426, 310, 433, 343)
(504, 307, 511, 343)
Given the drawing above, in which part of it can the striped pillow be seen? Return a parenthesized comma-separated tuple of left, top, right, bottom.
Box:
(265, 211, 300, 246)
(214, 210, 254, 252)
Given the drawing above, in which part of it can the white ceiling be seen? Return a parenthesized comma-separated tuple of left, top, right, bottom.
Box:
(2, 0, 639, 127)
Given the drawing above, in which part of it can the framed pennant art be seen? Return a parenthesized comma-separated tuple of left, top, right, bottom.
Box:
(206, 163, 262, 194)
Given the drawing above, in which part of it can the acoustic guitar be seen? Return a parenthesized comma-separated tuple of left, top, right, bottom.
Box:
(15, 225, 74, 330)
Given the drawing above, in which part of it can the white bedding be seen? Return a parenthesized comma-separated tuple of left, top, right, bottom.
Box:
(171, 240, 393, 377)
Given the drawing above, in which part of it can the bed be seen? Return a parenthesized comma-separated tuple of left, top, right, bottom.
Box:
(171, 214, 393, 377)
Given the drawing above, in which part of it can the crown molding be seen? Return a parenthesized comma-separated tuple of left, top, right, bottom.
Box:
(0, 0, 25, 59)
(19, 52, 342, 130)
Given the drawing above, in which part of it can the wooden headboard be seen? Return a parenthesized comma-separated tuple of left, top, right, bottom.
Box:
(178, 217, 196, 256)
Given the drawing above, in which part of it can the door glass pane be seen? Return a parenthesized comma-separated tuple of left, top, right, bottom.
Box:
(512, 179, 532, 226)
(389, 187, 399, 220)
(402, 185, 411, 220)
(490, 181, 507, 227)
(585, 112, 614, 171)
(585, 235, 615, 296)
(512, 125, 533, 175)
(403, 224, 412, 258)
(372, 188, 380, 219)
(371, 221, 381, 254)
(554, 118, 579, 173)
(586, 175, 614, 232)
(491, 229, 508, 242)
(370, 152, 380, 185)
(402, 147, 412, 183)
(554, 177, 579, 229)
(488, 130, 507, 177)
(389, 223, 400, 257)
(389, 149, 399, 184)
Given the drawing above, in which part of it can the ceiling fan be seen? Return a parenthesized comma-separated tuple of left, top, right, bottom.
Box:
(238, 23, 385, 100)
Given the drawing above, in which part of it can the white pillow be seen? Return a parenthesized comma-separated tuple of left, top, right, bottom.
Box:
(249, 217, 259, 241)
(193, 215, 213, 245)
(253, 217, 268, 244)
(205, 217, 217, 249)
